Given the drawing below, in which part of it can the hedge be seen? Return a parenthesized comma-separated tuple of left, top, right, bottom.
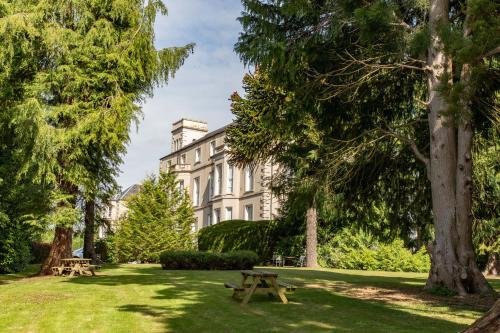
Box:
(159, 250, 259, 270)
(197, 220, 277, 259)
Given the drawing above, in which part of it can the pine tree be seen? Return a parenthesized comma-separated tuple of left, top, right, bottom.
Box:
(0, 0, 193, 274)
(114, 171, 195, 262)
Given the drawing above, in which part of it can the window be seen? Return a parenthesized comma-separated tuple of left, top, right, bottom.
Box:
(214, 208, 221, 224)
(179, 180, 184, 192)
(180, 154, 186, 164)
(208, 171, 214, 199)
(225, 207, 233, 221)
(209, 141, 216, 156)
(207, 209, 212, 226)
(214, 164, 222, 195)
(245, 166, 254, 192)
(193, 177, 200, 206)
(167, 161, 171, 169)
(244, 205, 253, 221)
(195, 148, 201, 163)
(227, 164, 234, 193)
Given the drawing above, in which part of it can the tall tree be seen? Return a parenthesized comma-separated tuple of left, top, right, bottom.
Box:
(235, 0, 498, 296)
(0, 0, 193, 275)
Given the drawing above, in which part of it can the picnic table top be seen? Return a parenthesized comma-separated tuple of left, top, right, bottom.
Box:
(61, 258, 91, 262)
(240, 270, 278, 277)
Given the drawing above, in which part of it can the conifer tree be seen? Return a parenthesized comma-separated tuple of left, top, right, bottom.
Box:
(0, 0, 193, 274)
(114, 171, 195, 262)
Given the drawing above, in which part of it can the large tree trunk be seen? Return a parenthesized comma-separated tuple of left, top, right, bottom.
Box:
(40, 226, 73, 275)
(424, 0, 492, 295)
(83, 198, 97, 262)
(461, 299, 500, 333)
(306, 204, 318, 268)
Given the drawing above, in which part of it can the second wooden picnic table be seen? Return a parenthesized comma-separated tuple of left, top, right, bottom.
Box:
(238, 270, 290, 305)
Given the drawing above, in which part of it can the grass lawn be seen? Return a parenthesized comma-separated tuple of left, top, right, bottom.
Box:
(0, 265, 498, 333)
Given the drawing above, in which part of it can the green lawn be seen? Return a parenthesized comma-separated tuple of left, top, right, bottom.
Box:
(0, 265, 498, 333)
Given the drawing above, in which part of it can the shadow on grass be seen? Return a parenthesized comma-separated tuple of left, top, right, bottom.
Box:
(115, 276, 470, 333)
(62, 265, 481, 333)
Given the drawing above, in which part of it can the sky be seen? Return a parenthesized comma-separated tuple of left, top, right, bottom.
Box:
(117, 0, 248, 189)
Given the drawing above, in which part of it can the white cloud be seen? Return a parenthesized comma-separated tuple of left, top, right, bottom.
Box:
(117, 0, 248, 189)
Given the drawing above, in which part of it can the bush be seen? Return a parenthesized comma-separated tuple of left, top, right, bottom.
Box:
(198, 220, 277, 259)
(318, 228, 430, 273)
(30, 242, 51, 264)
(159, 250, 259, 270)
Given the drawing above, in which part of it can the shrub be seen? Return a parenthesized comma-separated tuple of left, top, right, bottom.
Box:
(318, 228, 430, 273)
(159, 250, 259, 270)
(30, 242, 51, 264)
(197, 220, 277, 259)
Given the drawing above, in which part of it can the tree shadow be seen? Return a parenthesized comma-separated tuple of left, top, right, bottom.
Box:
(61, 265, 490, 332)
(115, 276, 472, 333)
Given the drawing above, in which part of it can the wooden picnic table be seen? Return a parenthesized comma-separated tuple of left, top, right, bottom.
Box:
(225, 270, 296, 305)
(52, 258, 96, 277)
(282, 256, 297, 267)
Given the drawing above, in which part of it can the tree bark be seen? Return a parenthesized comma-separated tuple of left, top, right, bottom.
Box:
(424, 0, 492, 295)
(83, 198, 97, 262)
(306, 204, 318, 268)
(461, 299, 500, 333)
(40, 226, 73, 275)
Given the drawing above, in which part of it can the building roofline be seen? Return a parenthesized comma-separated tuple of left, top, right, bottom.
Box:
(172, 118, 208, 126)
(159, 123, 233, 161)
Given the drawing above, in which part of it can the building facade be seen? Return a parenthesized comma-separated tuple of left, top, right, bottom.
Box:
(159, 119, 280, 231)
(100, 184, 141, 237)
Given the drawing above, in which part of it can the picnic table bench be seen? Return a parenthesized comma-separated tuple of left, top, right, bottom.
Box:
(51, 258, 99, 277)
(225, 270, 296, 305)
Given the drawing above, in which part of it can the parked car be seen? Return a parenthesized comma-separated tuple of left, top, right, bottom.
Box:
(72, 248, 83, 258)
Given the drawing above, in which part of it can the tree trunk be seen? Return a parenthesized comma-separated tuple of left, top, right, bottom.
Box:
(484, 253, 500, 276)
(424, 0, 492, 295)
(83, 198, 97, 262)
(461, 299, 500, 333)
(306, 204, 318, 268)
(40, 226, 73, 275)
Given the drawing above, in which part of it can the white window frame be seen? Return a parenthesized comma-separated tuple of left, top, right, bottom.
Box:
(227, 164, 234, 193)
(214, 164, 222, 195)
(208, 171, 214, 200)
(195, 148, 201, 163)
(244, 205, 253, 221)
(179, 180, 184, 192)
(209, 141, 216, 156)
(180, 154, 186, 164)
(213, 208, 221, 224)
(207, 209, 212, 226)
(225, 207, 233, 221)
(245, 166, 254, 192)
(193, 177, 200, 206)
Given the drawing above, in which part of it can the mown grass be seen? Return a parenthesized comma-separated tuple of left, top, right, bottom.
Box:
(0, 264, 498, 333)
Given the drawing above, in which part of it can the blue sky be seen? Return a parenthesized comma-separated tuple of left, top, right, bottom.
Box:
(117, 0, 248, 189)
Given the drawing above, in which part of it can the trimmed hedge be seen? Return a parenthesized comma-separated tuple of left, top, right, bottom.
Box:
(197, 220, 277, 259)
(159, 250, 259, 270)
(30, 242, 51, 264)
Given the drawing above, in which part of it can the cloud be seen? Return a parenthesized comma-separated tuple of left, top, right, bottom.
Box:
(117, 0, 247, 189)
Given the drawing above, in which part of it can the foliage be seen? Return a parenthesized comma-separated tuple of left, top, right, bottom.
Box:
(95, 237, 117, 264)
(318, 228, 430, 273)
(29, 242, 51, 264)
(197, 220, 276, 259)
(0, 213, 31, 273)
(159, 250, 259, 270)
(114, 171, 195, 263)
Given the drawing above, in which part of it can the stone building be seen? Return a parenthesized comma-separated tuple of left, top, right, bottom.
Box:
(159, 119, 280, 231)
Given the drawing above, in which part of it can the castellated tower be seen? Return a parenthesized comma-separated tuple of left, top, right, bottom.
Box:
(171, 119, 208, 152)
